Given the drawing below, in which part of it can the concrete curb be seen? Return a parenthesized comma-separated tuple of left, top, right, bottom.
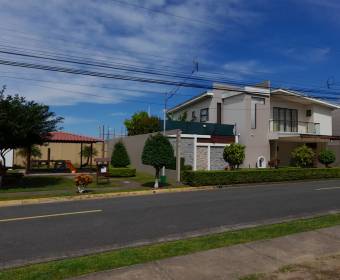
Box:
(0, 186, 216, 208)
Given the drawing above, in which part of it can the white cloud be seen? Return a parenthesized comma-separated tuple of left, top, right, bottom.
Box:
(283, 47, 331, 63)
(0, 0, 261, 106)
(62, 116, 97, 125)
(110, 112, 127, 117)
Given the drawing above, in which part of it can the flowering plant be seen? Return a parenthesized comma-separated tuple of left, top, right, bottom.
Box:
(75, 174, 93, 193)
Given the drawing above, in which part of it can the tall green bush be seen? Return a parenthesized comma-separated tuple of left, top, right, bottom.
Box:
(111, 141, 130, 167)
(223, 143, 245, 169)
(142, 133, 175, 188)
(291, 145, 315, 168)
(318, 149, 336, 167)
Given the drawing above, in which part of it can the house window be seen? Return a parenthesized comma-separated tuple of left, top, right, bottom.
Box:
(251, 97, 265, 129)
(217, 102, 222, 124)
(191, 110, 197, 122)
(306, 109, 312, 117)
(200, 108, 209, 122)
(273, 107, 298, 132)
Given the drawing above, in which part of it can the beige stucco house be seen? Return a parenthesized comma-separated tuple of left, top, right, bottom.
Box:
(168, 82, 340, 169)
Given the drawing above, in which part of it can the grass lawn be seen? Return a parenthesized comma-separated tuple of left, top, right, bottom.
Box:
(1, 214, 340, 280)
(0, 172, 159, 201)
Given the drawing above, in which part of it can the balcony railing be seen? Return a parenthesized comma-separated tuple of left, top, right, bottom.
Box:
(269, 120, 320, 134)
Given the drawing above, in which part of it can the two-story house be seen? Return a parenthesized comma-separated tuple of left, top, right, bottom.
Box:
(168, 82, 340, 169)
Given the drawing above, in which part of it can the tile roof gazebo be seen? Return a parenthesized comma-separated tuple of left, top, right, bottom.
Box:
(46, 131, 103, 168)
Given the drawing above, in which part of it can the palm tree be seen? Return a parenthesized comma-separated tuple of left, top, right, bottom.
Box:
(17, 145, 42, 166)
(80, 146, 98, 167)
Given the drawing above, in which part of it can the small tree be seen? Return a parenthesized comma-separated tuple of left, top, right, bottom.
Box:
(80, 146, 98, 167)
(223, 143, 245, 169)
(142, 133, 175, 188)
(124, 111, 160, 136)
(0, 87, 62, 175)
(291, 145, 315, 168)
(111, 141, 130, 167)
(318, 149, 335, 168)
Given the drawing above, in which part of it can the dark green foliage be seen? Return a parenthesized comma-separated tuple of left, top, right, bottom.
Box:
(142, 133, 175, 178)
(291, 145, 315, 168)
(109, 167, 136, 177)
(111, 142, 130, 167)
(124, 111, 160, 136)
(182, 168, 340, 186)
(318, 149, 336, 167)
(223, 143, 245, 169)
(0, 86, 62, 173)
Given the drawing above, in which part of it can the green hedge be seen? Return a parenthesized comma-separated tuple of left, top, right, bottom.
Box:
(182, 168, 340, 186)
(109, 167, 136, 177)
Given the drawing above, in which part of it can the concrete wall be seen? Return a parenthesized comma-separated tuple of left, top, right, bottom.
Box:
(196, 146, 208, 170)
(312, 105, 333, 135)
(210, 146, 226, 170)
(223, 93, 270, 168)
(332, 109, 340, 136)
(169, 137, 194, 167)
(107, 131, 178, 180)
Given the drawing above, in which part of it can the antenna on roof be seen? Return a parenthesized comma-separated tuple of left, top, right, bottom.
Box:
(192, 57, 199, 73)
(327, 76, 335, 89)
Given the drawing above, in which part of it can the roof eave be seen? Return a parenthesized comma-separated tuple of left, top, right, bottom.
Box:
(272, 89, 340, 110)
(167, 92, 214, 113)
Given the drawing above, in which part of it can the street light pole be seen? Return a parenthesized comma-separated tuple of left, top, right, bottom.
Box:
(162, 59, 198, 177)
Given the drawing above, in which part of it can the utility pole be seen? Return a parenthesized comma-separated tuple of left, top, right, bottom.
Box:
(162, 58, 199, 176)
(102, 125, 105, 158)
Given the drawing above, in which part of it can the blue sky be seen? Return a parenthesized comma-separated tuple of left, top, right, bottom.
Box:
(0, 0, 339, 136)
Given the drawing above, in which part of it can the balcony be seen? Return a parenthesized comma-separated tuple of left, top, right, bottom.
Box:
(269, 120, 320, 134)
(163, 120, 235, 136)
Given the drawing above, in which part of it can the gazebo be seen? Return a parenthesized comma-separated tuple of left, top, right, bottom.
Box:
(46, 132, 104, 168)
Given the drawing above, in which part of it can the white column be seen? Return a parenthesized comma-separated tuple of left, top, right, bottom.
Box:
(176, 130, 181, 182)
(207, 144, 211, 171)
(193, 136, 197, 171)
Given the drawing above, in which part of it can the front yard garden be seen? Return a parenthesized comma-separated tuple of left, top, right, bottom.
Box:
(0, 171, 161, 201)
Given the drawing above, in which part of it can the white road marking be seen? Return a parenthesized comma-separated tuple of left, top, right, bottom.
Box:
(315, 187, 340, 191)
(0, 209, 102, 223)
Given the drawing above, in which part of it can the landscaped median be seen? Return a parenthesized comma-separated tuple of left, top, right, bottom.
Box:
(182, 168, 340, 186)
(2, 214, 340, 280)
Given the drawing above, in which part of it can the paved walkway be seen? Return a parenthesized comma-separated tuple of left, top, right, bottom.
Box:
(74, 226, 340, 280)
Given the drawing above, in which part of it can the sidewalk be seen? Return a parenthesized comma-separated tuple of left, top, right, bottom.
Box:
(74, 225, 340, 280)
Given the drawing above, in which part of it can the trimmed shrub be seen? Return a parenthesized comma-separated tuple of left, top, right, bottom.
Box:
(182, 168, 340, 187)
(109, 167, 136, 177)
(111, 141, 130, 168)
(318, 149, 336, 167)
(142, 133, 175, 187)
(291, 145, 315, 168)
(223, 143, 245, 169)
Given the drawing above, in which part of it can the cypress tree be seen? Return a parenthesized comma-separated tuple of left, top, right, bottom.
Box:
(111, 141, 130, 167)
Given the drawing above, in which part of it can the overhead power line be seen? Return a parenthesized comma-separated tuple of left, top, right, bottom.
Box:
(110, 0, 221, 29)
(2, 47, 340, 98)
(1, 57, 340, 104)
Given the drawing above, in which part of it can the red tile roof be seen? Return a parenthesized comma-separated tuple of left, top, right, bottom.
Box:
(48, 132, 103, 143)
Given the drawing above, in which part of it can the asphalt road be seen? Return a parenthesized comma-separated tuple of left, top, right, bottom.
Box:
(1, 179, 340, 268)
